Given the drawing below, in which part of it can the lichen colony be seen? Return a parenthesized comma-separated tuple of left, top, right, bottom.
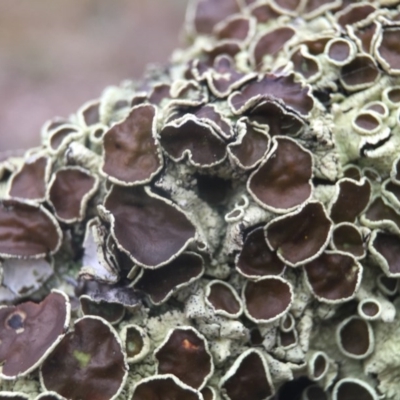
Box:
(2, 0, 400, 399)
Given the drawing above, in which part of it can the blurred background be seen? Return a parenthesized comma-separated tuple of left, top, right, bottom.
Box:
(0, 0, 187, 152)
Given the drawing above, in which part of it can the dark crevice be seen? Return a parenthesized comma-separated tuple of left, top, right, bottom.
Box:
(195, 173, 233, 206)
(360, 134, 392, 157)
(276, 377, 314, 400)
(312, 89, 332, 111)
(312, 177, 336, 186)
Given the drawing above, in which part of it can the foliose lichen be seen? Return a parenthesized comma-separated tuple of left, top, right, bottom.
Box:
(2, 0, 400, 399)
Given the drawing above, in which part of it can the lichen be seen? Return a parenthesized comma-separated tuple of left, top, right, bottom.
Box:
(2, 0, 400, 399)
